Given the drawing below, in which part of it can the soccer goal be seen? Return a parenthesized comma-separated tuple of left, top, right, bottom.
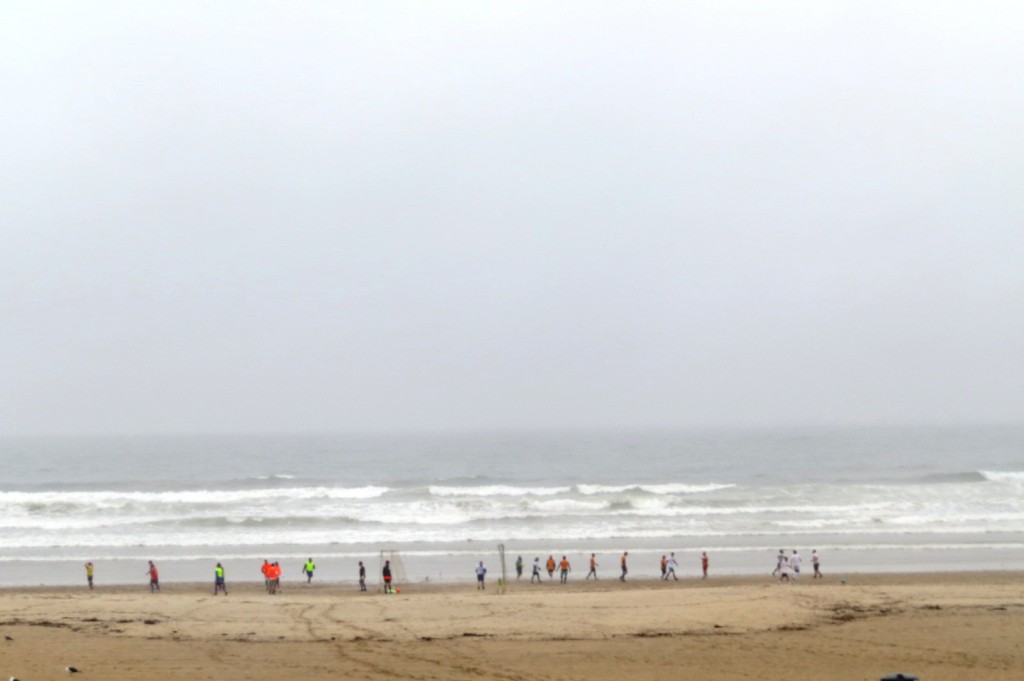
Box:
(379, 549, 407, 593)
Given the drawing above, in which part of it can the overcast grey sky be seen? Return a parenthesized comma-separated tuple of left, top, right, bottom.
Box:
(2, 1, 1022, 435)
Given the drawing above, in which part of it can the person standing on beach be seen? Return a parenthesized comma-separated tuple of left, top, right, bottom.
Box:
(476, 561, 487, 590)
(812, 550, 822, 578)
(778, 553, 791, 582)
(303, 558, 316, 584)
(146, 561, 160, 592)
(359, 561, 367, 591)
(619, 551, 628, 581)
(515, 555, 524, 580)
(213, 562, 227, 595)
(261, 559, 272, 592)
(382, 560, 394, 593)
(790, 550, 801, 580)
(269, 562, 282, 594)
(531, 557, 542, 583)
(558, 556, 571, 584)
(667, 553, 679, 581)
(660, 555, 668, 580)
(772, 549, 784, 577)
(546, 555, 556, 579)
(701, 552, 709, 579)
(85, 562, 94, 590)
(586, 553, 598, 580)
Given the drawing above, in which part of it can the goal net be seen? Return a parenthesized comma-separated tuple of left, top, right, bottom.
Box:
(378, 549, 407, 592)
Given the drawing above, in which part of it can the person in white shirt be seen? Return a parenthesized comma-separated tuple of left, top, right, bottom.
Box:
(666, 553, 678, 581)
(812, 549, 822, 578)
(475, 561, 487, 590)
(790, 550, 802, 580)
(778, 553, 791, 582)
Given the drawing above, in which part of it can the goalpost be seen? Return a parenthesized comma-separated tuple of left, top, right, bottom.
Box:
(379, 549, 407, 592)
(497, 543, 508, 593)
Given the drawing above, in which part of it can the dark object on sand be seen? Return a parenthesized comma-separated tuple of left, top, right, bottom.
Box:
(881, 675, 918, 681)
(66, 666, 81, 673)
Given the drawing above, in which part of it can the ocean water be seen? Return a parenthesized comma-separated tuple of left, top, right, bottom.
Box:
(0, 426, 1022, 586)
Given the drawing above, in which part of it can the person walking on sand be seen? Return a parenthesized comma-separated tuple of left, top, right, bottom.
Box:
(546, 555, 556, 579)
(790, 550, 802, 580)
(778, 553, 791, 582)
(660, 555, 668, 580)
(359, 561, 367, 591)
(531, 557, 542, 583)
(303, 558, 316, 584)
(812, 550, 822, 578)
(213, 562, 227, 595)
(269, 562, 282, 594)
(85, 562, 94, 590)
(701, 552, 709, 579)
(382, 560, 394, 593)
(772, 549, 784, 577)
(515, 555, 524, 580)
(558, 556, 571, 584)
(146, 561, 160, 592)
(476, 561, 487, 590)
(619, 551, 628, 581)
(261, 559, 272, 592)
(667, 553, 679, 581)
(586, 553, 598, 580)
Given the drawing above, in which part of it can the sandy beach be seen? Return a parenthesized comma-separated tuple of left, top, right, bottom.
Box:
(1, 572, 1020, 681)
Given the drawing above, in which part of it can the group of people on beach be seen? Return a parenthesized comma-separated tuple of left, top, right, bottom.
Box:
(772, 549, 822, 581)
(511, 551, 711, 584)
(87, 548, 822, 593)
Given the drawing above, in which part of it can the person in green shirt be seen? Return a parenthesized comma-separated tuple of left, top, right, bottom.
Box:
(213, 562, 227, 595)
(303, 558, 316, 584)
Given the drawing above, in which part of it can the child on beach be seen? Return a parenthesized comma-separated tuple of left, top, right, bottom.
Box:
(213, 562, 227, 595)
(546, 555, 556, 579)
(559, 556, 571, 584)
(516, 555, 524, 580)
(586, 553, 598, 580)
(790, 550, 801, 580)
(701, 552, 709, 579)
(531, 557, 542, 583)
(383, 560, 394, 593)
(660, 555, 668, 579)
(303, 558, 316, 583)
(146, 561, 160, 592)
(85, 562, 94, 590)
(476, 561, 487, 590)
(812, 550, 822, 578)
(359, 561, 367, 591)
(667, 553, 678, 581)
(620, 552, 628, 581)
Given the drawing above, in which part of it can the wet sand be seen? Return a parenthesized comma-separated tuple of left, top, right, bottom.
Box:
(1, 572, 1021, 680)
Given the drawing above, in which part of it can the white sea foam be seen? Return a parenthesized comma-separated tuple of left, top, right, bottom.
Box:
(428, 485, 571, 497)
(980, 470, 1024, 483)
(0, 485, 391, 506)
(575, 483, 735, 495)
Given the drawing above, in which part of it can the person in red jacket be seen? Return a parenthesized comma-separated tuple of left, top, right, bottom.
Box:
(146, 561, 160, 592)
